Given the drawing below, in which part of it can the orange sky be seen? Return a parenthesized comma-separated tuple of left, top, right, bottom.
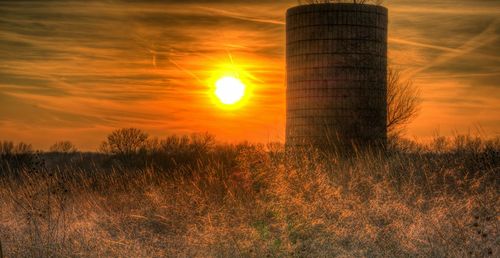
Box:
(0, 0, 499, 150)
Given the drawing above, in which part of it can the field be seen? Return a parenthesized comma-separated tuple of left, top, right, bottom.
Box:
(0, 134, 498, 257)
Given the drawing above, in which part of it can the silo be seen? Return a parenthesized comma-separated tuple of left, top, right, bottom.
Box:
(286, 3, 388, 150)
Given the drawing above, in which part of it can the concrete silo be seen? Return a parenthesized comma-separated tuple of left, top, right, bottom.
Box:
(286, 3, 388, 150)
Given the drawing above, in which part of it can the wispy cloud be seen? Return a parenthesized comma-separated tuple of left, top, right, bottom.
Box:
(407, 18, 499, 77)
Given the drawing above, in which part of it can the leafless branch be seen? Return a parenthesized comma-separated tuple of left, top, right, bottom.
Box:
(387, 68, 422, 135)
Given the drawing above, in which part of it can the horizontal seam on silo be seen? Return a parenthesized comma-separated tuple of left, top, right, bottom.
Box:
(293, 136, 377, 140)
(287, 101, 384, 105)
(286, 40, 387, 46)
(287, 95, 385, 98)
(287, 129, 382, 134)
(287, 91, 386, 95)
(286, 38, 384, 45)
(287, 79, 385, 83)
(289, 134, 384, 138)
(288, 121, 382, 126)
(287, 86, 386, 90)
(288, 116, 384, 121)
(287, 112, 384, 116)
(287, 24, 386, 31)
(288, 115, 385, 119)
(287, 10, 387, 18)
(287, 66, 385, 72)
(287, 52, 385, 58)
(287, 107, 385, 112)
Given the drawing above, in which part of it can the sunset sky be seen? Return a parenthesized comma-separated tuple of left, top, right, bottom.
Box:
(1, 0, 499, 150)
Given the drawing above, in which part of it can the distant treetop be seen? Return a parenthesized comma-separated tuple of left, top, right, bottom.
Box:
(49, 141, 78, 153)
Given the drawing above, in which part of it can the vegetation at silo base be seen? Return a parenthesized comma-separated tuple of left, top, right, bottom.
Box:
(300, 0, 384, 5)
(0, 130, 498, 257)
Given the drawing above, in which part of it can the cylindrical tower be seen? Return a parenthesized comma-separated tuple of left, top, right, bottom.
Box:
(286, 3, 388, 149)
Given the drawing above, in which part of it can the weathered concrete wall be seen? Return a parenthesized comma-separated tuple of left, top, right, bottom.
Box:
(286, 3, 388, 149)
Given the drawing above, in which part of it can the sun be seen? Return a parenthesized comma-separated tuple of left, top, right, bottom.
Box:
(214, 76, 246, 105)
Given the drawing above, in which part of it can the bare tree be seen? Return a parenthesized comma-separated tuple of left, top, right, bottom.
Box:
(387, 68, 421, 135)
(49, 141, 77, 153)
(100, 128, 149, 155)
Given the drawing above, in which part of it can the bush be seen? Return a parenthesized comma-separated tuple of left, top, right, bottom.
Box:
(0, 141, 36, 175)
(0, 141, 33, 155)
(49, 141, 78, 153)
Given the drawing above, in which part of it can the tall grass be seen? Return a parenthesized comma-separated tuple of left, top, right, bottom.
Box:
(0, 135, 498, 257)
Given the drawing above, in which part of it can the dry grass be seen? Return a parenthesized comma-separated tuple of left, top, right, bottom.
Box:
(0, 135, 499, 257)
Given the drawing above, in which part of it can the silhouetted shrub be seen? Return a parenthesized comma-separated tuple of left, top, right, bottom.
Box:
(0, 141, 35, 174)
(0, 141, 33, 155)
(49, 141, 78, 153)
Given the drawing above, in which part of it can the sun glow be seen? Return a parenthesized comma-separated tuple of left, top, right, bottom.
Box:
(214, 76, 246, 105)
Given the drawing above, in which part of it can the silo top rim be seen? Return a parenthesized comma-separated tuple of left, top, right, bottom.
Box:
(287, 3, 387, 17)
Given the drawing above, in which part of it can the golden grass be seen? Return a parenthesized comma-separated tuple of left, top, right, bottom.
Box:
(0, 136, 498, 257)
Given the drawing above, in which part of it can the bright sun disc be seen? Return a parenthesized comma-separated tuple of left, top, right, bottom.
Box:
(215, 76, 245, 105)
